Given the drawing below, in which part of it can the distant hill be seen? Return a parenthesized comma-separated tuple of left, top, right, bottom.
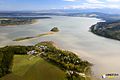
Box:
(0, 11, 120, 22)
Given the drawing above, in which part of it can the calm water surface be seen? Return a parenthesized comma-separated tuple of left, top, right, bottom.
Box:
(0, 16, 120, 80)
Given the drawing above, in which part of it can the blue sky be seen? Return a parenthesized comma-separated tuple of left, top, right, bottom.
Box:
(0, 0, 120, 11)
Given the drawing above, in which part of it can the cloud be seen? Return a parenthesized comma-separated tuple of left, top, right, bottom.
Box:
(64, 3, 104, 9)
(63, 0, 78, 2)
(107, 0, 120, 2)
(64, 2, 120, 9)
(86, 0, 104, 3)
(63, 0, 120, 9)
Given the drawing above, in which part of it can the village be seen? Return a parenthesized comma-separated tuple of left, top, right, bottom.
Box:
(27, 45, 47, 60)
(26, 41, 91, 79)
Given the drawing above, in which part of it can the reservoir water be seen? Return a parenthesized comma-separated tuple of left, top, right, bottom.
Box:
(0, 16, 120, 80)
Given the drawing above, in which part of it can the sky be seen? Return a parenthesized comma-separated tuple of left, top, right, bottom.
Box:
(0, 0, 120, 11)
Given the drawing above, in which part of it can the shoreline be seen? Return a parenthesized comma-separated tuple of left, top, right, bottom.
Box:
(51, 41, 98, 80)
(53, 41, 101, 80)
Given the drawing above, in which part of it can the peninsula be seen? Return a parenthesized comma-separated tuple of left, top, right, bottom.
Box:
(0, 18, 36, 26)
(90, 21, 120, 41)
(0, 41, 92, 80)
(0, 17, 51, 26)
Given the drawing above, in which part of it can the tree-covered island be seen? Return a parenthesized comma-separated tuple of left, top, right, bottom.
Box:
(51, 27, 59, 32)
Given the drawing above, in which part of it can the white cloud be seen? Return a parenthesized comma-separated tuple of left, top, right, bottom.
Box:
(107, 0, 120, 2)
(63, 0, 120, 9)
(63, 0, 78, 2)
(64, 3, 105, 9)
(64, 3, 120, 9)
(86, 0, 104, 3)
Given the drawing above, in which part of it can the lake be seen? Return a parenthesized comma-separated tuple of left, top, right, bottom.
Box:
(0, 16, 120, 80)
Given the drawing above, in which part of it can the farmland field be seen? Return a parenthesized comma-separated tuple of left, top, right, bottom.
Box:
(1, 55, 66, 80)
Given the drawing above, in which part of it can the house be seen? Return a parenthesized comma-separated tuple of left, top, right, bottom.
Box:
(36, 45, 47, 51)
(66, 71, 74, 75)
(27, 50, 37, 55)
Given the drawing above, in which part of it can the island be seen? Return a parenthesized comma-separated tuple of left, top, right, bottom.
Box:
(0, 41, 92, 80)
(50, 27, 59, 32)
(90, 21, 120, 41)
(13, 27, 59, 41)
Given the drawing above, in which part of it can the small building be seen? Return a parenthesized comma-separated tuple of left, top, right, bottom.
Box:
(27, 50, 37, 55)
(36, 45, 47, 51)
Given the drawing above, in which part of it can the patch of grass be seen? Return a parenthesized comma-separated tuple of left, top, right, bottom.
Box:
(1, 55, 66, 80)
(12, 55, 40, 76)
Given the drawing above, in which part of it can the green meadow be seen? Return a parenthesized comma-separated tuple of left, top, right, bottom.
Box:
(1, 55, 66, 80)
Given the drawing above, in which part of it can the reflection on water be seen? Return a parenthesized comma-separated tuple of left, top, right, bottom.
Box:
(0, 16, 120, 80)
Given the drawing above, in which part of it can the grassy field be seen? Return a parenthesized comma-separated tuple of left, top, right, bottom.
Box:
(1, 55, 66, 80)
